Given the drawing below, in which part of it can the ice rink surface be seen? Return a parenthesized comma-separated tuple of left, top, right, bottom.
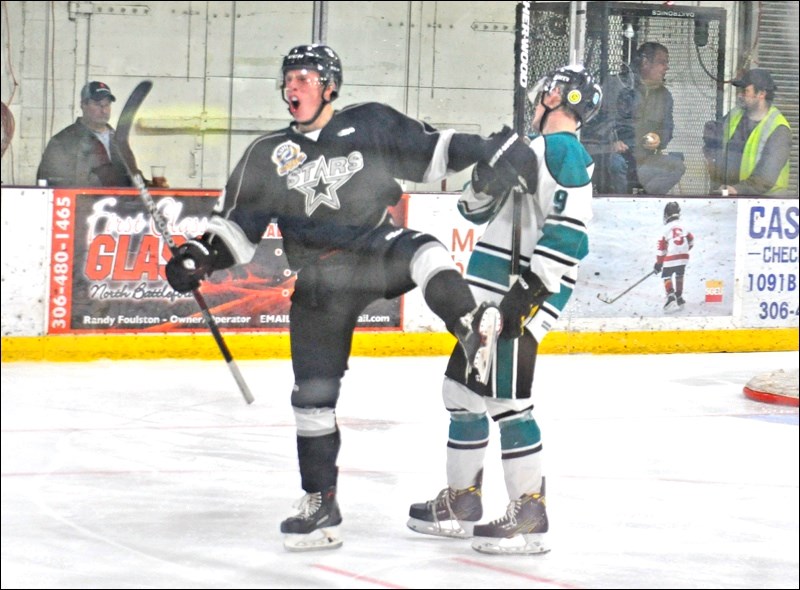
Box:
(2, 351, 798, 589)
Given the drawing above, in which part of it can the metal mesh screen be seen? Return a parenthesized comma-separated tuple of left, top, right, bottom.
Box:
(516, 2, 727, 195)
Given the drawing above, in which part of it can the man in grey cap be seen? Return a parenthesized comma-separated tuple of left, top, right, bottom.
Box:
(702, 68, 792, 196)
(37, 81, 144, 187)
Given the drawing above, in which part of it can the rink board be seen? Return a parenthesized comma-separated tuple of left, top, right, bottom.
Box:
(1, 188, 797, 361)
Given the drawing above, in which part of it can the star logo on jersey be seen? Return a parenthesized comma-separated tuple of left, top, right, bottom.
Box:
(286, 151, 365, 216)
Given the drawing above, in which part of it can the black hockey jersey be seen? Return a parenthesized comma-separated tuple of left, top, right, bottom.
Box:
(207, 102, 490, 270)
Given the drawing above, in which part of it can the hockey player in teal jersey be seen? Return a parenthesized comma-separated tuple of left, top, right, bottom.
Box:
(408, 65, 601, 555)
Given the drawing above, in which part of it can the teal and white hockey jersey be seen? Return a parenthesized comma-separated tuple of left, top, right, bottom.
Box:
(458, 131, 594, 342)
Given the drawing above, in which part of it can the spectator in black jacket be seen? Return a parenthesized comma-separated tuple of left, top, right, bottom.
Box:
(584, 42, 685, 194)
(37, 81, 143, 187)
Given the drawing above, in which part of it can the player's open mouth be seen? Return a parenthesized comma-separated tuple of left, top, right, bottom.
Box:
(289, 96, 300, 114)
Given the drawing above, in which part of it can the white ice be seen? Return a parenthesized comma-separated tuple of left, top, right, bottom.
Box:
(2, 351, 798, 589)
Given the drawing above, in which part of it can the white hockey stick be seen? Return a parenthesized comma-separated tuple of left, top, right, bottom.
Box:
(114, 81, 255, 405)
(596, 270, 657, 304)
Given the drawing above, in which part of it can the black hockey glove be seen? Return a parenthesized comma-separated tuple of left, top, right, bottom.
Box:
(165, 238, 215, 293)
(653, 261, 663, 273)
(499, 268, 552, 340)
(470, 160, 515, 200)
(484, 126, 538, 194)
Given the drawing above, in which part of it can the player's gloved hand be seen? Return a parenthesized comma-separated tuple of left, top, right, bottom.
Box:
(484, 126, 538, 194)
(165, 238, 215, 293)
(653, 262, 663, 273)
(499, 268, 552, 339)
(470, 160, 515, 200)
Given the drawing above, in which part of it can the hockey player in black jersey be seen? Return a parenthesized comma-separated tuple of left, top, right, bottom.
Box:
(408, 65, 601, 555)
(164, 44, 537, 551)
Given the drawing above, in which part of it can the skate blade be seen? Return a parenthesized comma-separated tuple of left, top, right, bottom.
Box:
(471, 532, 549, 555)
(473, 307, 501, 385)
(283, 526, 343, 552)
(407, 517, 475, 539)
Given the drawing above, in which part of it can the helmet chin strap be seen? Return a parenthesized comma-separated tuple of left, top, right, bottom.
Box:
(537, 93, 577, 132)
(537, 93, 558, 132)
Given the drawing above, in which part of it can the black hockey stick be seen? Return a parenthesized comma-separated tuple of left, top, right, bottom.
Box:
(509, 191, 523, 279)
(509, 0, 531, 278)
(596, 270, 657, 304)
(114, 80, 255, 405)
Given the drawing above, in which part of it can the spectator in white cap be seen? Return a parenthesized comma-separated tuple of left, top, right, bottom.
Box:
(37, 81, 146, 187)
(702, 68, 792, 196)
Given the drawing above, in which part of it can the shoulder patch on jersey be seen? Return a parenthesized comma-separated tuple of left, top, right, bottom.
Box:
(272, 140, 307, 176)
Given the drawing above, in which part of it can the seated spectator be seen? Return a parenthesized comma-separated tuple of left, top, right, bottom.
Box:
(703, 68, 791, 196)
(584, 42, 685, 194)
(581, 66, 630, 194)
(613, 42, 685, 194)
(36, 81, 144, 187)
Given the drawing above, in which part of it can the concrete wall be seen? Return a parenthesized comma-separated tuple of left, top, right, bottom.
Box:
(1, 0, 522, 191)
(2, 1, 755, 192)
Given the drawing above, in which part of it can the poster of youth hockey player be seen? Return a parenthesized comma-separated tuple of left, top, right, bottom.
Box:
(565, 197, 736, 319)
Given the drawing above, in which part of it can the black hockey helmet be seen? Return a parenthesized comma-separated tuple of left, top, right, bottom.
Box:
(281, 44, 343, 100)
(664, 201, 681, 223)
(528, 64, 603, 129)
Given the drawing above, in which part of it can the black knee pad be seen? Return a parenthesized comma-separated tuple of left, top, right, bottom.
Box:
(291, 377, 341, 409)
(384, 230, 442, 298)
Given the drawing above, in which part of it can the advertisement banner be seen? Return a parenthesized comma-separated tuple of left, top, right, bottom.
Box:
(568, 198, 738, 318)
(405, 194, 740, 321)
(737, 201, 799, 326)
(42, 189, 798, 336)
(47, 189, 401, 334)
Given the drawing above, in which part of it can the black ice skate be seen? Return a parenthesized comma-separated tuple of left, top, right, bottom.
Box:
(663, 292, 677, 311)
(676, 295, 686, 308)
(408, 475, 483, 538)
(281, 486, 343, 551)
(471, 478, 549, 555)
(453, 302, 502, 385)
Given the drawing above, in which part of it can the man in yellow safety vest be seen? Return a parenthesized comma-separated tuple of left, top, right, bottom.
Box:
(702, 68, 792, 196)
